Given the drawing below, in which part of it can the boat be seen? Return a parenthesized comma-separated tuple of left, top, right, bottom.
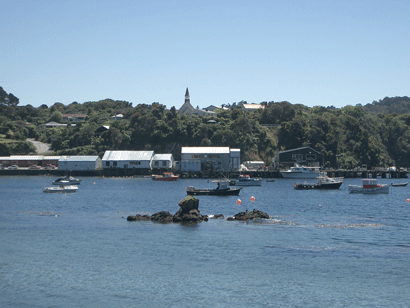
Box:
(348, 179, 389, 194)
(230, 174, 262, 186)
(280, 165, 321, 179)
(294, 173, 344, 190)
(43, 184, 78, 193)
(52, 176, 81, 185)
(152, 172, 179, 181)
(391, 182, 408, 187)
(186, 180, 242, 196)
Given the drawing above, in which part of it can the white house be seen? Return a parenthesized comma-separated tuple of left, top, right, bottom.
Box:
(151, 154, 173, 169)
(241, 103, 265, 112)
(102, 150, 154, 169)
(58, 156, 103, 171)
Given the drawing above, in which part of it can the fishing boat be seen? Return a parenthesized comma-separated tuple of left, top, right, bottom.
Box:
(44, 184, 78, 193)
(230, 174, 262, 186)
(52, 176, 81, 185)
(186, 180, 242, 196)
(152, 172, 179, 181)
(294, 173, 343, 190)
(348, 179, 389, 194)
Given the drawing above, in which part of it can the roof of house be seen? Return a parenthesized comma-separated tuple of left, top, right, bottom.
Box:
(62, 114, 87, 117)
(181, 147, 230, 154)
(152, 154, 173, 161)
(59, 156, 100, 162)
(242, 104, 265, 110)
(278, 147, 321, 155)
(102, 150, 155, 161)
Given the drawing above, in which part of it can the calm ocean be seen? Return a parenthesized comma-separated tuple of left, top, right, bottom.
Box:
(1, 175, 409, 307)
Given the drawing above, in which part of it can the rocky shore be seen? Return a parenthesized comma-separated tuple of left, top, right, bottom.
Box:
(127, 196, 271, 223)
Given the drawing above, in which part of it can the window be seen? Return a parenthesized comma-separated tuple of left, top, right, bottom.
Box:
(106, 161, 110, 167)
(292, 154, 303, 160)
(162, 161, 167, 167)
(306, 154, 316, 160)
(154, 161, 159, 167)
(113, 161, 117, 166)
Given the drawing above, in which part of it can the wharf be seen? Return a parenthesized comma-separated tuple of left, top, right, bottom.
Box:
(0, 169, 408, 179)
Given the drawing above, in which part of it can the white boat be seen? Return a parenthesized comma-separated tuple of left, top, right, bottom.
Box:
(280, 166, 321, 179)
(52, 176, 81, 185)
(348, 179, 389, 194)
(231, 174, 262, 186)
(44, 185, 78, 193)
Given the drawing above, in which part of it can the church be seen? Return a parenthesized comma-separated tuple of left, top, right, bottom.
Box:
(177, 88, 217, 117)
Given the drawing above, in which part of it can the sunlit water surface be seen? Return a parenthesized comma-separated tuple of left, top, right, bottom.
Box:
(1, 176, 409, 307)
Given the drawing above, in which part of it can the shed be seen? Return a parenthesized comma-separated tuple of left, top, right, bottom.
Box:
(181, 147, 231, 172)
(102, 150, 154, 169)
(58, 156, 103, 171)
(273, 147, 323, 168)
(151, 154, 173, 169)
(230, 149, 241, 171)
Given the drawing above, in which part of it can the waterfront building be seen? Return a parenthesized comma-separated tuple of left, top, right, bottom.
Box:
(58, 156, 103, 171)
(181, 147, 239, 172)
(273, 147, 323, 168)
(102, 150, 154, 169)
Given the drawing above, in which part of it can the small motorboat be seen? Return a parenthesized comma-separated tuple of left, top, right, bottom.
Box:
(348, 179, 389, 194)
(391, 182, 408, 187)
(152, 172, 179, 181)
(294, 173, 343, 190)
(44, 185, 78, 193)
(52, 176, 81, 185)
(230, 174, 262, 186)
(186, 180, 242, 196)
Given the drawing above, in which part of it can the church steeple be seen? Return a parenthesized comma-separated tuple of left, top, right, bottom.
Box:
(185, 87, 190, 104)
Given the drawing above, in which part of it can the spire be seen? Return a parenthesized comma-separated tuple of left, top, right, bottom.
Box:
(185, 87, 190, 105)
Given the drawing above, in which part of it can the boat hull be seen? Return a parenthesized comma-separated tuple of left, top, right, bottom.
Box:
(348, 185, 389, 194)
(187, 188, 242, 196)
(294, 182, 343, 190)
(44, 186, 78, 193)
(280, 172, 320, 179)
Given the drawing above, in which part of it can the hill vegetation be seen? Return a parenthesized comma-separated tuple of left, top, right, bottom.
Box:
(1, 85, 410, 169)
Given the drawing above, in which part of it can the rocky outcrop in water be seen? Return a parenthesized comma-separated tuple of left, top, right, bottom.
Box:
(229, 209, 271, 221)
(126, 197, 270, 223)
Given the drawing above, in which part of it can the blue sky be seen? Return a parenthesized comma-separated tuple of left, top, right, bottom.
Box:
(1, 0, 409, 110)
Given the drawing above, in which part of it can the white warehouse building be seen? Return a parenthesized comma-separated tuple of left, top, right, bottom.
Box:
(102, 150, 154, 169)
(58, 156, 103, 171)
(181, 147, 239, 172)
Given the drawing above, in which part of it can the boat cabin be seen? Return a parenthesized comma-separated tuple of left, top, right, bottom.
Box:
(362, 179, 381, 188)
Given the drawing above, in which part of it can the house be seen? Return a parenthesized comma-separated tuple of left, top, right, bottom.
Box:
(240, 103, 265, 112)
(0, 155, 60, 167)
(111, 114, 123, 121)
(151, 154, 174, 169)
(95, 125, 109, 136)
(273, 147, 323, 168)
(40, 122, 74, 129)
(181, 147, 233, 172)
(178, 88, 217, 117)
(203, 105, 229, 112)
(102, 150, 154, 169)
(58, 156, 103, 171)
(62, 114, 87, 122)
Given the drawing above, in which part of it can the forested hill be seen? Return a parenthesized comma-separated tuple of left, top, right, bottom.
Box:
(1, 85, 410, 169)
(363, 96, 410, 115)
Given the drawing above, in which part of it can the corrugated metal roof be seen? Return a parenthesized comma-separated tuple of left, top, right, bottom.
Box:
(7, 155, 61, 160)
(181, 147, 230, 154)
(102, 151, 154, 161)
(59, 156, 100, 162)
(152, 154, 173, 160)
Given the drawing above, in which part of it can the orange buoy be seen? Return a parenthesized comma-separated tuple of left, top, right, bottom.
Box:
(250, 196, 255, 202)
(407, 199, 410, 202)
(236, 199, 242, 205)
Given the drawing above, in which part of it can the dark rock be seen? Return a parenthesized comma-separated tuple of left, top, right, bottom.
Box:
(211, 214, 224, 219)
(178, 196, 199, 212)
(227, 217, 235, 221)
(151, 211, 173, 223)
(127, 214, 151, 221)
(173, 208, 208, 223)
(232, 209, 271, 221)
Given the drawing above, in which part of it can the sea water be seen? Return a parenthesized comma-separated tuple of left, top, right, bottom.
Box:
(0, 176, 409, 307)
